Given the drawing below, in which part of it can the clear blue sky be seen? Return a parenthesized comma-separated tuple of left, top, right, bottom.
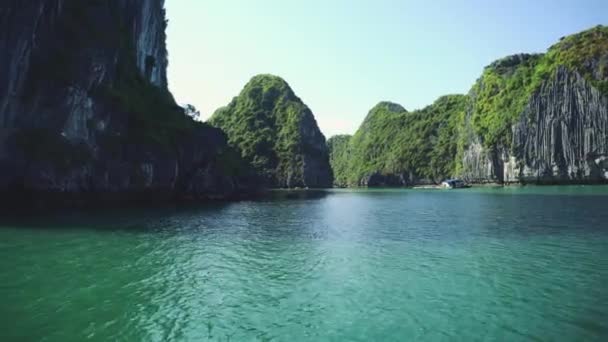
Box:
(165, 0, 607, 137)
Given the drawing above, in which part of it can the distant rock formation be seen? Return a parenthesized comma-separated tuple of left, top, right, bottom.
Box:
(209, 75, 333, 188)
(328, 97, 467, 186)
(327, 134, 352, 187)
(329, 26, 608, 186)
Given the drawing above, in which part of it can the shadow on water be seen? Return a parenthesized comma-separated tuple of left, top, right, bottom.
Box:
(252, 189, 331, 202)
(0, 202, 233, 232)
(0, 189, 332, 232)
(1, 186, 606, 234)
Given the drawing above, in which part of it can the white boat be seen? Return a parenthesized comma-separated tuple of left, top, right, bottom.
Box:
(441, 179, 469, 189)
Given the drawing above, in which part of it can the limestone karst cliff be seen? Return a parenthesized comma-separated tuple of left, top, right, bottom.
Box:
(327, 134, 352, 187)
(328, 97, 467, 187)
(209, 75, 333, 188)
(462, 27, 608, 184)
(0, 0, 256, 204)
(2, 2, 606, 200)
(329, 26, 608, 186)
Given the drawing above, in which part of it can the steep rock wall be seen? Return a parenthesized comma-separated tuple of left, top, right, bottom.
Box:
(0, 0, 256, 204)
(514, 67, 608, 182)
(461, 67, 608, 184)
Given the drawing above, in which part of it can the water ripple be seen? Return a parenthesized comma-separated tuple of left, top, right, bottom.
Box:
(0, 187, 607, 341)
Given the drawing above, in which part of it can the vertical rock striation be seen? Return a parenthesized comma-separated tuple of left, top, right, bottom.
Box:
(0, 0, 256, 205)
(460, 27, 608, 184)
(331, 27, 607, 187)
(461, 69, 608, 185)
(514, 67, 608, 183)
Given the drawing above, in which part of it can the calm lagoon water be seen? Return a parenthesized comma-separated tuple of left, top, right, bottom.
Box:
(1, 186, 608, 341)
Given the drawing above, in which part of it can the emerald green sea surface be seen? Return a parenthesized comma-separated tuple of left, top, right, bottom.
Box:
(1, 186, 607, 341)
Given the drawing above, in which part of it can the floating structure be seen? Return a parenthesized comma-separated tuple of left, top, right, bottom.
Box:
(441, 179, 469, 189)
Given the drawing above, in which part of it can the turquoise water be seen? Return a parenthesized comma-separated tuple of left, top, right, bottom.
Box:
(1, 186, 608, 341)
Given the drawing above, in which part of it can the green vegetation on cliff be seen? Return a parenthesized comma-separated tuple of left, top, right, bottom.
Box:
(209, 75, 332, 188)
(347, 102, 409, 184)
(25, 0, 200, 150)
(330, 96, 467, 186)
(98, 6, 199, 148)
(471, 25, 608, 149)
(543, 25, 608, 94)
(330, 26, 608, 187)
(103, 54, 198, 148)
(327, 135, 352, 187)
(4, 0, 257, 199)
(470, 54, 542, 148)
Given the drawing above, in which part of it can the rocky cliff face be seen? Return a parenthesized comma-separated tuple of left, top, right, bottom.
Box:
(463, 67, 608, 184)
(1, 0, 167, 127)
(328, 27, 607, 187)
(0, 0, 256, 204)
(209, 75, 333, 188)
(461, 27, 608, 184)
(514, 67, 608, 182)
(328, 97, 467, 187)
